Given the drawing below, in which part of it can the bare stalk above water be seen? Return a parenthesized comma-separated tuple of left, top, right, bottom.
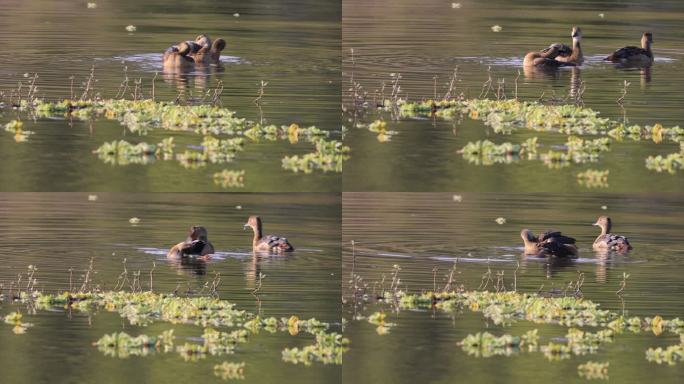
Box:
(616, 80, 631, 106)
(254, 80, 268, 105)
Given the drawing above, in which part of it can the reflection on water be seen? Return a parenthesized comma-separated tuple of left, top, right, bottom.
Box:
(0, 192, 341, 384)
(343, 0, 684, 192)
(343, 192, 684, 384)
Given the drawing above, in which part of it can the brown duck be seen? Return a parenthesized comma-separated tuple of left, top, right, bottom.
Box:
(162, 41, 195, 70)
(189, 34, 226, 65)
(167, 226, 215, 258)
(520, 229, 578, 257)
(244, 216, 294, 253)
(593, 216, 632, 252)
(552, 26, 584, 65)
(605, 33, 654, 66)
(524, 45, 575, 68)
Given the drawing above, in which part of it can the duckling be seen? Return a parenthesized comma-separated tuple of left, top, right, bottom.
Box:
(162, 41, 194, 70)
(523, 45, 575, 68)
(191, 34, 226, 65)
(605, 33, 654, 66)
(167, 226, 215, 258)
(520, 229, 578, 257)
(555, 26, 584, 65)
(243, 216, 294, 253)
(592, 216, 632, 252)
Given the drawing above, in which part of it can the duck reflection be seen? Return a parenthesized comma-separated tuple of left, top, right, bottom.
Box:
(518, 253, 576, 278)
(167, 256, 208, 276)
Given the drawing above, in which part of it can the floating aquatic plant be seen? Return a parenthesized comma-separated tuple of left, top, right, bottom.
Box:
(3, 311, 33, 334)
(646, 334, 684, 365)
(577, 361, 609, 380)
(366, 120, 397, 142)
(577, 169, 609, 188)
(645, 143, 684, 174)
(281, 331, 349, 366)
(608, 123, 683, 143)
(459, 330, 539, 358)
(459, 140, 524, 166)
(94, 140, 157, 165)
(395, 98, 614, 135)
(95, 330, 175, 358)
(282, 138, 349, 173)
(367, 311, 395, 335)
(20, 99, 345, 174)
(4, 119, 34, 142)
(214, 361, 246, 381)
(213, 170, 245, 188)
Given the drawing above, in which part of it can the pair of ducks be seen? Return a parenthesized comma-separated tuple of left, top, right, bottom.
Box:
(162, 34, 226, 69)
(524, 27, 655, 68)
(520, 216, 632, 258)
(166, 216, 294, 258)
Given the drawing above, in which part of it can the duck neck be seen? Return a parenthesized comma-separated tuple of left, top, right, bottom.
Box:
(643, 41, 653, 56)
(571, 40, 582, 60)
(599, 223, 609, 236)
(252, 224, 263, 245)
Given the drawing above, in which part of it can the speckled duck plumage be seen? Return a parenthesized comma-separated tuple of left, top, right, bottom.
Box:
(593, 216, 632, 252)
(244, 216, 294, 253)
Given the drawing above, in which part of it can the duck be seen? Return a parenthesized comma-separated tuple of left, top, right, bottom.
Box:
(523, 45, 575, 68)
(167, 226, 215, 258)
(189, 34, 226, 65)
(604, 33, 654, 66)
(553, 26, 584, 65)
(520, 229, 578, 257)
(592, 216, 632, 252)
(162, 41, 195, 70)
(243, 216, 294, 253)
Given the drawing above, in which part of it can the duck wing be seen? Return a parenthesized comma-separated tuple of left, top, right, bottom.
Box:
(180, 240, 207, 256)
(606, 234, 632, 251)
(263, 235, 294, 251)
(544, 43, 572, 57)
(540, 231, 576, 245)
(605, 46, 649, 61)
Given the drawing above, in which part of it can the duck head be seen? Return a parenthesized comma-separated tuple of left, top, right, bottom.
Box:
(593, 216, 612, 234)
(195, 34, 211, 48)
(571, 26, 582, 41)
(189, 225, 209, 241)
(520, 229, 538, 245)
(642, 32, 654, 49)
(243, 216, 263, 232)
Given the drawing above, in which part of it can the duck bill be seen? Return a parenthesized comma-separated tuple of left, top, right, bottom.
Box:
(243, 224, 249, 230)
(592, 222, 599, 226)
